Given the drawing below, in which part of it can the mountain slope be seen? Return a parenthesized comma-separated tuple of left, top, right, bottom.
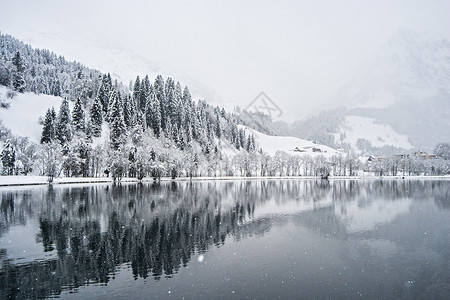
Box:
(333, 30, 450, 151)
(0, 87, 63, 142)
(239, 125, 342, 158)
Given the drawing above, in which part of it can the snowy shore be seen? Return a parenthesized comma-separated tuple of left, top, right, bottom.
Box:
(1, 175, 449, 187)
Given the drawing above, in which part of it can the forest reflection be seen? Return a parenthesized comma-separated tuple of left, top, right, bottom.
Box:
(0, 179, 448, 299)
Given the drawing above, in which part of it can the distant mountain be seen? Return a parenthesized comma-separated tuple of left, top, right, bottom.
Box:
(285, 29, 450, 152)
(341, 29, 450, 109)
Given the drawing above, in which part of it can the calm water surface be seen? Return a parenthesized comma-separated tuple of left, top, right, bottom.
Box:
(0, 180, 449, 299)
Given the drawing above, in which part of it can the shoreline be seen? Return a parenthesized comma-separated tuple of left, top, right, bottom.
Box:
(1, 175, 449, 187)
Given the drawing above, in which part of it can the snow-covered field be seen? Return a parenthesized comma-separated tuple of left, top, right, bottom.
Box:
(0, 86, 63, 142)
(338, 115, 413, 150)
(1, 175, 449, 188)
(239, 125, 342, 158)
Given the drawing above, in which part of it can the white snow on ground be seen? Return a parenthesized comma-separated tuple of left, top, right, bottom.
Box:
(0, 87, 64, 142)
(0, 176, 110, 186)
(238, 125, 342, 158)
(338, 115, 413, 149)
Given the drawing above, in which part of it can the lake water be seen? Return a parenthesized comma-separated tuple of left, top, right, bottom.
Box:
(0, 179, 449, 299)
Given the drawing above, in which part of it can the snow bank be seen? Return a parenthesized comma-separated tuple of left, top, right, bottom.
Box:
(339, 115, 413, 149)
(0, 87, 63, 142)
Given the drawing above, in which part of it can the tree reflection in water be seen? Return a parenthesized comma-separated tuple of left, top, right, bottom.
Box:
(0, 180, 448, 299)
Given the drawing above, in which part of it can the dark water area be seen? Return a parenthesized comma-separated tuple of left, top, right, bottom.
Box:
(0, 179, 449, 299)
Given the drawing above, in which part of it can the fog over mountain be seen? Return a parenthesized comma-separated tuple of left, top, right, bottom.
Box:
(1, 0, 450, 122)
(337, 29, 450, 150)
(271, 29, 450, 152)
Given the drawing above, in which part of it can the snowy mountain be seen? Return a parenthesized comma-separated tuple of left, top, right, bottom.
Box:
(341, 29, 450, 108)
(333, 29, 450, 151)
(337, 115, 413, 150)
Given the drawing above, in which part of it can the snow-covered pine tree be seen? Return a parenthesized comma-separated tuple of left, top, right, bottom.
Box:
(98, 74, 111, 113)
(165, 116, 173, 142)
(56, 98, 72, 146)
(85, 118, 93, 141)
(139, 75, 150, 113)
(128, 146, 137, 178)
(215, 113, 222, 139)
(12, 51, 26, 92)
(144, 86, 154, 129)
(72, 98, 85, 133)
(151, 95, 162, 137)
(12, 51, 25, 72)
(75, 138, 91, 177)
(41, 107, 56, 143)
(173, 82, 183, 124)
(165, 78, 180, 128)
(123, 94, 131, 128)
(109, 90, 127, 150)
(154, 75, 166, 130)
(90, 96, 103, 137)
(1, 140, 16, 175)
(171, 123, 180, 147)
(239, 128, 247, 149)
(190, 105, 199, 140)
(230, 124, 238, 149)
(133, 75, 140, 104)
(126, 94, 138, 129)
(246, 134, 255, 153)
(182, 86, 192, 106)
(185, 124, 193, 145)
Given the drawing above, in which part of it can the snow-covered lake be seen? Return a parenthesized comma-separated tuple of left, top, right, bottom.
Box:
(0, 180, 448, 299)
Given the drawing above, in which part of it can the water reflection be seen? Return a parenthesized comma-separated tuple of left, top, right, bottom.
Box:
(0, 180, 448, 299)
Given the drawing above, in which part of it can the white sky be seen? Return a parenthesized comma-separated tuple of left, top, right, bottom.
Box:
(1, 0, 449, 121)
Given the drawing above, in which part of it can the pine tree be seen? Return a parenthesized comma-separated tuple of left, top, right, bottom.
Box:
(12, 51, 26, 92)
(185, 124, 193, 145)
(90, 96, 103, 137)
(154, 75, 166, 130)
(122, 95, 131, 128)
(41, 107, 56, 143)
(127, 95, 138, 129)
(166, 85, 179, 122)
(139, 75, 150, 113)
(1, 140, 16, 175)
(231, 124, 238, 148)
(72, 98, 85, 133)
(239, 128, 246, 149)
(133, 75, 140, 103)
(173, 82, 183, 124)
(151, 95, 162, 137)
(56, 98, 72, 145)
(98, 74, 111, 113)
(215, 113, 222, 138)
(246, 134, 255, 153)
(109, 90, 127, 150)
(76, 139, 91, 177)
(182, 86, 192, 105)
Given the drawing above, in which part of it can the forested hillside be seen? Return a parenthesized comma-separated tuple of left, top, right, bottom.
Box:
(0, 32, 259, 179)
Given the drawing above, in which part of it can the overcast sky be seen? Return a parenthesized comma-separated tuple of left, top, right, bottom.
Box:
(1, 0, 449, 121)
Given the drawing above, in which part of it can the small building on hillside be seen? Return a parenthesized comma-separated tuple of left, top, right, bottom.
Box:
(413, 151, 436, 160)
